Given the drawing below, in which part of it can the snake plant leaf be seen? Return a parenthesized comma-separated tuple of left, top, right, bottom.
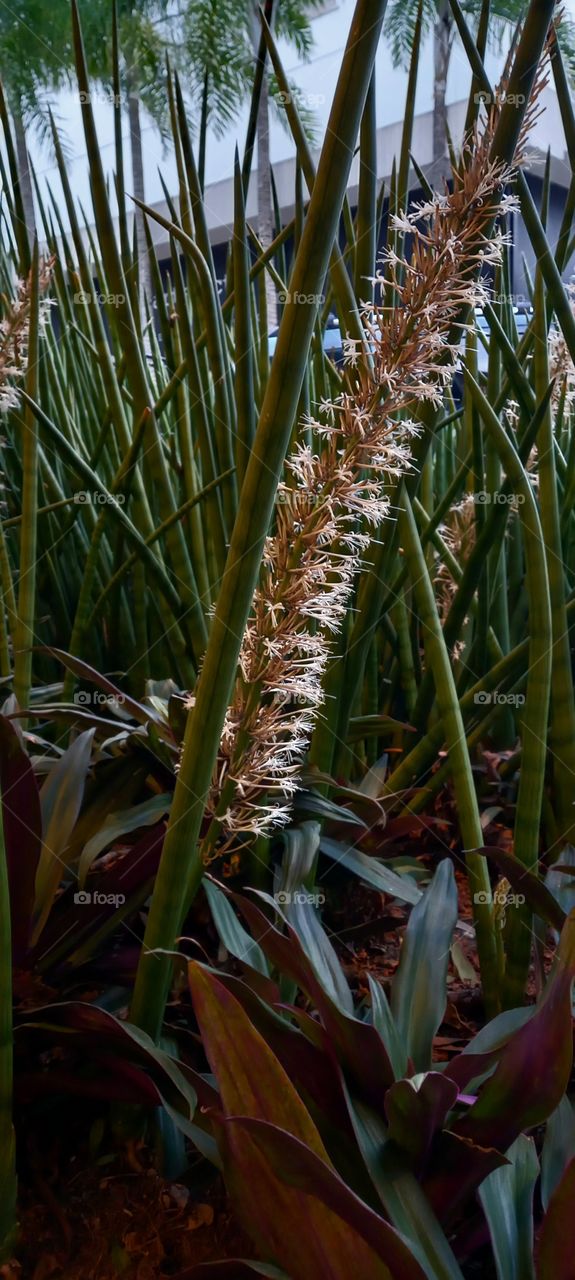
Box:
(385, 1073, 459, 1172)
(0, 714, 41, 963)
(231, 892, 395, 1104)
(455, 910, 575, 1152)
(347, 714, 416, 743)
(537, 1157, 575, 1280)
(541, 1096, 575, 1212)
(478, 1136, 538, 1280)
(391, 859, 458, 1071)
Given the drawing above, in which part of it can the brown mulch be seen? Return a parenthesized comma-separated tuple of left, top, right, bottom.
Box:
(10, 1161, 253, 1280)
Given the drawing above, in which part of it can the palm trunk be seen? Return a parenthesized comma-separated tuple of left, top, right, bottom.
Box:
(256, 70, 278, 330)
(432, 0, 451, 168)
(127, 89, 152, 305)
(198, 70, 209, 194)
(13, 113, 35, 251)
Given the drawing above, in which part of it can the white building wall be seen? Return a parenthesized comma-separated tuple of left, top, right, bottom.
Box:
(24, 0, 575, 251)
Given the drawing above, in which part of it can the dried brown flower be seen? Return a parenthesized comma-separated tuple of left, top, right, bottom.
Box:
(197, 81, 544, 851)
(0, 257, 54, 413)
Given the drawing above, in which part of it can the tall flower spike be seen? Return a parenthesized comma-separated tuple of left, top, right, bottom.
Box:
(0, 258, 54, 413)
(197, 91, 539, 853)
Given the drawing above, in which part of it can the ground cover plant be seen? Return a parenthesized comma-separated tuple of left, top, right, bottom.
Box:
(1, 0, 575, 1274)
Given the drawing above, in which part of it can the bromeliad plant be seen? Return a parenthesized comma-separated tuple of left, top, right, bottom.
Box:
(177, 856, 575, 1278)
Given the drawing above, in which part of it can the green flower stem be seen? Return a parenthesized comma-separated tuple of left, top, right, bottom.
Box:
(130, 0, 390, 1043)
(13, 241, 39, 716)
(534, 269, 575, 846)
(466, 372, 552, 1007)
(398, 486, 499, 1015)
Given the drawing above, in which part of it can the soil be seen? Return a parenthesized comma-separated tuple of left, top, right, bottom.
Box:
(9, 1165, 253, 1279)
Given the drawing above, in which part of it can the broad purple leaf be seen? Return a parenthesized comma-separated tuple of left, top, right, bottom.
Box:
(218, 1115, 429, 1280)
(188, 964, 427, 1280)
(385, 1072, 458, 1171)
(537, 1157, 575, 1279)
(455, 911, 575, 1152)
(231, 892, 394, 1106)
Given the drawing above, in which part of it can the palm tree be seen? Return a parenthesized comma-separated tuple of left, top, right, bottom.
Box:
(78, 0, 176, 303)
(181, 0, 325, 328)
(386, 0, 575, 171)
(0, 1, 72, 248)
(0, 1, 176, 296)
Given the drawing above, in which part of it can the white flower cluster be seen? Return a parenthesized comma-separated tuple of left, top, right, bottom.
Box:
(201, 148, 522, 845)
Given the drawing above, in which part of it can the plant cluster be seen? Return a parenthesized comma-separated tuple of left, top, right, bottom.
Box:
(0, 0, 573, 1274)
